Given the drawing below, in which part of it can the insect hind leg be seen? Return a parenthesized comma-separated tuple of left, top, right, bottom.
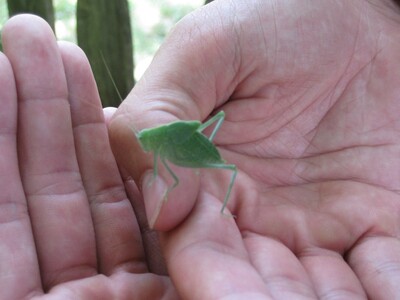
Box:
(206, 163, 237, 216)
(221, 164, 237, 216)
(198, 111, 225, 142)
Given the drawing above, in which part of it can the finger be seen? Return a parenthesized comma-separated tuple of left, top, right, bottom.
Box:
(299, 249, 366, 298)
(58, 42, 147, 274)
(0, 52, 42, 299)
(163, 192, 316, 299)
(109, 3, 242, 230)
(103, 107, 117, 126)
(348, 236, 400, 298)
(243, 235, 318, 299)
(2, 15, 96, 289)
(238, 181, 400, 298)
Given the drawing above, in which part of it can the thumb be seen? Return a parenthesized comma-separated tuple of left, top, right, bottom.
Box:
(109, 3, 239, 230)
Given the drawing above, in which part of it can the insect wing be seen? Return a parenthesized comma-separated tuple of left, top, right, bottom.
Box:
(164, 132, 225, 168)
(166, 121, 201, 144)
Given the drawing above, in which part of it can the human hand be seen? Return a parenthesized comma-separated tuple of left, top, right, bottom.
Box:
(110, 0, 400, 299)
(0, 15, 178, 299)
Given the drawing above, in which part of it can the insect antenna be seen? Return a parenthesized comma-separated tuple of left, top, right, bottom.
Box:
(100, 52, 142, 136)
(100, 51, 123, 103)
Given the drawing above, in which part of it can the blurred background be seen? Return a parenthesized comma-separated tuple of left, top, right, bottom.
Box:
(0, 0, 213, 106)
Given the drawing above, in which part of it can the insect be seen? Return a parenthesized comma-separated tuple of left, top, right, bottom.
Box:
(136, 111, 237, 215)
(99, 56, 236, 213)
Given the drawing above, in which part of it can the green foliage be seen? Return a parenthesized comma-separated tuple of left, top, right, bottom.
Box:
(77, 0, 134, 107)
(54, 0, 75, 20)
(7, 0, 55, 31)
(0, 0, 7, 27)
(155, 4, 196, 37)
(131, 0, 203, 78)
(53, 0, 76, 41)
(0, 0, 204, 86)
(0, 0, 6, 52)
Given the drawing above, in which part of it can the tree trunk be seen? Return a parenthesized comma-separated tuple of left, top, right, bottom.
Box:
(7, 0, 55, 32)
(77, 0, 134, 107)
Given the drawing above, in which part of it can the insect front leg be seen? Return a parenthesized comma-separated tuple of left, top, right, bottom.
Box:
(145, 150, 160, 188)
(153, 150, 159, 179)
(198, 111, 225, 142)
(161, 156, 180, 201)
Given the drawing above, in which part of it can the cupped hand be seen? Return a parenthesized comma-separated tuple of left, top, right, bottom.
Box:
(110, 0, 400, 299)
(0, 15, 177, 299)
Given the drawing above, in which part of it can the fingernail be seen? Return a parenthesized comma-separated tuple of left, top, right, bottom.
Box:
(142, 170, 167, 228)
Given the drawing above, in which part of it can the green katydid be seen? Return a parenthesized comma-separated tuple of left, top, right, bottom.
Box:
(136, 111, 237, 215)
(100, 54, 236, 213)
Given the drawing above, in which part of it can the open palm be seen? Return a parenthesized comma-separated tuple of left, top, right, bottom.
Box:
(1, 15, 177, 299)
(111, 1, 400, 299)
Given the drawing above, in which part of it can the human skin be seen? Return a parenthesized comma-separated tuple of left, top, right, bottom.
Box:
(1, 0, 400, 299)
(0, 15, 176, 299)
(109, 0, 400, 299)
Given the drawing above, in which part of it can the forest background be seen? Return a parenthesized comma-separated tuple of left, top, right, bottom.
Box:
(0, 0, 212, 106)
